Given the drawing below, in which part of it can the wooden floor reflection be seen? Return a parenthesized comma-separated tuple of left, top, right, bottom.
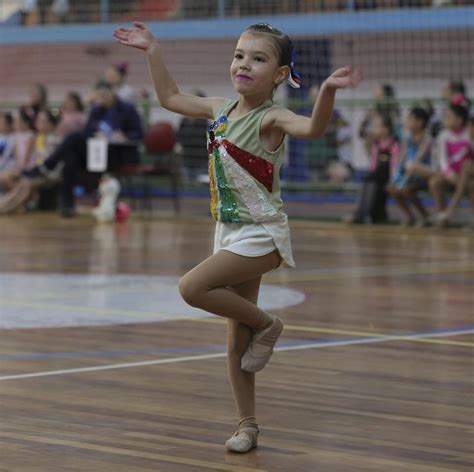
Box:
(1, 213, 473, 472)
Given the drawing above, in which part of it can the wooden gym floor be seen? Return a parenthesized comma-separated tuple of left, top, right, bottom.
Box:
(0, 212, 473, 472)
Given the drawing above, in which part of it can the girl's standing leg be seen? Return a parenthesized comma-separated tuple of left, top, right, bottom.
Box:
(178, 251, 282, 451)
(225, 277, 261, 452)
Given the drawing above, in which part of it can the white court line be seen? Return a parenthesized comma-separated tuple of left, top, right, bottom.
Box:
(1, 329, 473, 381)
(0, 328, 473, 382)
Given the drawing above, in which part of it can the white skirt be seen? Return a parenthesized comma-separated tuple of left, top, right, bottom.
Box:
(213, 216, 295, 268)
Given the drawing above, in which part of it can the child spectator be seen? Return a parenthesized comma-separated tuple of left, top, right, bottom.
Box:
(55, 91, 87, 138)
(0, 109, 35, 191)
(429, 95, 473, 227)
(386, 106, 432, 226)
(359, 83, 401, 152)
(430, 79, 467, 138)
(346, 112, 399, 224)
(0, 112, 15, 172)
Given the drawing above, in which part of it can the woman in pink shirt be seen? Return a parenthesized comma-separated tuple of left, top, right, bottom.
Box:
(55, 92, 87, 138)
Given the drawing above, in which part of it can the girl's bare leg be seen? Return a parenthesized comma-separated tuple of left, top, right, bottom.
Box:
(408, 163, 435, 181)
(0, 170, 19, 192)
(386, 184, 415, 224)
(178, 249, 280, 330)
(443, 161, 474, 220)
(429, 174, 448, 214)
(179, 250, 282, 450)
(225, 278, 261, 452)
(404, 186, 430, 223)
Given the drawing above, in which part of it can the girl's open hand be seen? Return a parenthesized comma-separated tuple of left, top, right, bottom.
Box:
(325, 66, 362, 90)
(113, 22, 156, 51)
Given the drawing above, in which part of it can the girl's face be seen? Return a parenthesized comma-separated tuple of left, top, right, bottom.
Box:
(36, 112, 54, 134)
(372, 115, 389, 139)
(443, 108, 463, 132)
(406, 114, 423, 134)
(230, 33, 288, 99)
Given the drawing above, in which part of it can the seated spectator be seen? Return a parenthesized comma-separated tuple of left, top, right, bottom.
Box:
(0, 109, 60, 215)
(104, 62, 137, 103)
(0, 109, 35, 192)
(176, 89, 209, 182)
(386, 106, 432, 226)
(34, 109, 61, 166)
(23, 82, 143, 217)
(429, 95, 473, 227)
(0, 112, 15, 172)
(55, 91, 87, 137)
(346, 113, 400, 224)
(20, 83, 49, 129)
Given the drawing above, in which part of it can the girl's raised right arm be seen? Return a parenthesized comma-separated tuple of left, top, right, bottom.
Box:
(113, 22, 223, 120)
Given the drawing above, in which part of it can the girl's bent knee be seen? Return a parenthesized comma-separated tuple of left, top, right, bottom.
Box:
(178, 275, 199, 306)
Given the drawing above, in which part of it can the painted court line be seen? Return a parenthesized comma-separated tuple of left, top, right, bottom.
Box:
(191, 318, 474, 347)
(0, 327, 473, 382)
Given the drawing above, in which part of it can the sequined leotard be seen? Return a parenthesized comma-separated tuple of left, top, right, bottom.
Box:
(208, 99, 295, 268)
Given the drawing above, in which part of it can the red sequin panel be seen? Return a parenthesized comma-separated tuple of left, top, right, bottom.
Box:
(222, 140, 273, 192)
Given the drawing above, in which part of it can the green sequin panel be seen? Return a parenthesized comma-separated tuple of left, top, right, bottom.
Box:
(214, 149, 240, 223)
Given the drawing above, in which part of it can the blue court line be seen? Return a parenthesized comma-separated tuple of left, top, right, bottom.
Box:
(1, 325, 472, 362)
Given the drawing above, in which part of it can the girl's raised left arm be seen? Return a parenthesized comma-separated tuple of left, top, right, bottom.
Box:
(272, 67, 361, 140)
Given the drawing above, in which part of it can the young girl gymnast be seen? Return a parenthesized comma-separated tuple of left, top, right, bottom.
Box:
(114, 21, 360, 453)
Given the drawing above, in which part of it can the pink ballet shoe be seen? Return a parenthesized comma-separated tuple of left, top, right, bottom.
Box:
(241, 315, 283, 372)
(225, 426, 259, 453)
